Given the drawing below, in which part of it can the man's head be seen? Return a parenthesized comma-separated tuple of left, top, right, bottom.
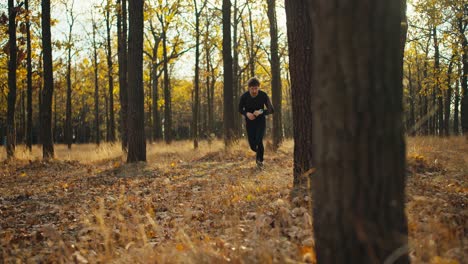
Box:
(247, 77, 260, 97)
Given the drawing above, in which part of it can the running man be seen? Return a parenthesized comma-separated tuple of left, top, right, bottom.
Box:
(238, 77, 274, 169)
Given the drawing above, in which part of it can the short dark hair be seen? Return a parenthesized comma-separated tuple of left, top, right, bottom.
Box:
(247, 77, 260, 87)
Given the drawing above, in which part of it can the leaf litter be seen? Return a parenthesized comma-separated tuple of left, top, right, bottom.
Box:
(0, 138, 466, 263)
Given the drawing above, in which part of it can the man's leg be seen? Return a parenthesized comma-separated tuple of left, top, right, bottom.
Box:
(246, 123, 257, 152)
(255, 121, 266, 163)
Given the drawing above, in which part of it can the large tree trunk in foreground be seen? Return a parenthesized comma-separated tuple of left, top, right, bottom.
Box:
(285, 0, 409, 263)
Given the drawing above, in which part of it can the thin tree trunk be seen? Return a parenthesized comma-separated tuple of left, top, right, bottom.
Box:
(454, 63, 461, 135)
(117, 0, 128, 151)
(193, 0, 202, 149)
(64, 1, 75, 149)
(248, 4, 255, 77)
(162, 28, 172, 144)
(26, 0, 33, 151)
(232, 0, 241, 139)
(205, 35, 213, 138)
(433, 26, 444, 137)
(285, 1, 314, 192)
(21, 90, 26, 143)
(222, 0, 235, 147)
(267, 0, 283, 150)
(41, 0, 55, 158)
(6, 0, 18, 158)
(151, 64, 162, 141)
(53, 90, 57, 142)
(105, 93, 109, 141)
(38, 54, 43, 145)
(127, 0, 146, 162)
(106, 1, 116, 142)
(459, 18, 468, 135)
(408, 66, 415, 136)
(444, 55, 454, 136)
(92, 18, 100, 146)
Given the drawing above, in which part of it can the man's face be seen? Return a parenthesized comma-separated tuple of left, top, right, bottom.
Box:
(249, 86, 259, 97)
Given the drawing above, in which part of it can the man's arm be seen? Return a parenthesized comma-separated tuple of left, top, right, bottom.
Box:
(263, 94, 275, 115)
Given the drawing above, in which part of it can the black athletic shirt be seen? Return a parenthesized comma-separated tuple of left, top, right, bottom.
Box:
(238, 90, 274, 123)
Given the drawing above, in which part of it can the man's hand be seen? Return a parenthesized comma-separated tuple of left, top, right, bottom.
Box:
(253, 109, 263, 117)
(246, 112, 256, 120)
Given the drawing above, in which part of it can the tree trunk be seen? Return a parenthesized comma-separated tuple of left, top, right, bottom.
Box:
(193, 0, 202, 149)
(267, 0, 283, 150)
(106, 1, 116, 142)
(286, 0, 410, 263)
(248, 4, 255, 77)
(151, 63, 162, 141)
(408, 66, 415, 136)
(53, 90, 57, 142)
(454, 64, 460, 135)
(38, 54, 43, 145)
(41, 0, 54, 158)
(433, 26, 444, 137)
(65, 22, 73, 149)
(117, 0, 128, 151)
(92, 19, 100, 146)
(444, 55, 454, 137)
(21, 90, 26, 143)
(459, 18, 468, 135)
(7, 0, 18, 158)
(422, 47, 430, 135)
(105, 93, 109, 141)
(162, 29, 172, 144)
(126, 0, 146, 162)
(205, 18, 213, 138)
(232, 0, 241, 139)
(285, 1, 314, 191)
(222, 0, 235, 147)
(26, 0, 33, 151)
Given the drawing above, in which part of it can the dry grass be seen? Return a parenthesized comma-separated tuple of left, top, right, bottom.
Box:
(0, 137, 466, 263)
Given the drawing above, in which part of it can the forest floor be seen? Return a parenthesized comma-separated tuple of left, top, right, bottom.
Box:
(0, 137, 466, 263)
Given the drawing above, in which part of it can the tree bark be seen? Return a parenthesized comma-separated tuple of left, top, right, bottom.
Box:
(285, 1, 314, 191)
(106, 1, 116, 142)
(408, 66, 415, 136)
(117, 0, 128, 151)
(162, 27, 172, 144)
(247, 4, 255, 77)
(151, 61, 162, 141)
(459, 18, 468, 135)
(286, 0, 410, 262)
(222, 0, 235, 147)
(433, 26, 444, 137)
(193, 0, 203, 149)
(267, 0, 283, 150)
(26, 0, 33, 151)
(232, 0, 241, 139)
(7, 0, 18, 158)
(127, 0, 146, 162)
(92, 18, 100, 146)
(444, 55, 454, 136)
(454, 63, 461, 135)
(65, 2, 75, 149)
(41, 0, 55, 158)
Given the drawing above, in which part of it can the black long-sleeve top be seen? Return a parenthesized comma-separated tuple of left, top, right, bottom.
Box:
(238, 90, 274, 122)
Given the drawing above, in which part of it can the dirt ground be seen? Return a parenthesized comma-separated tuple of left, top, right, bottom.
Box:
(0, 137, 466, 263)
